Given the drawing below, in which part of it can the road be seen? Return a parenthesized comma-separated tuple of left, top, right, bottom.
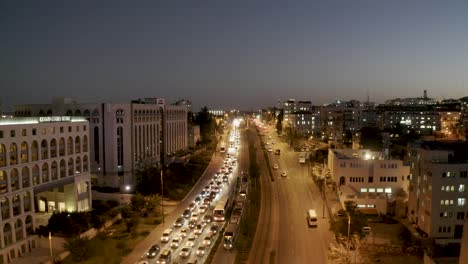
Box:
(125, 127, 245, 264)
(249, 124, 332, 264)
(211, 127, 250, 264)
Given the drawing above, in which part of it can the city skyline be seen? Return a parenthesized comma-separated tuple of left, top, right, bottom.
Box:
(3, 0, 468, 111)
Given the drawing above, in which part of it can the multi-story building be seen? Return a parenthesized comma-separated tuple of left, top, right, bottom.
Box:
(15, 97, 188, 190)
(0, 116, 92, 262)
(407, 141, 468, 245)
(378, 105, 440, 135)
(385, 90, 437, 106)
(328, 148, 410, 215)
(163, 104, 188, 160)
(289, 110, 313, 137)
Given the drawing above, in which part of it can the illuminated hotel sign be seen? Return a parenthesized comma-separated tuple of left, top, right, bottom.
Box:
(39, 116, 72, 123)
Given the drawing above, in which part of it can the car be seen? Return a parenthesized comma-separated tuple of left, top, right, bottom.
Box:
(204, 185, 211, 192)
(203, 197, 212, 206)
(182, 209, 192, 219)
(222, 176, 229, 182)
(194, 196, 202, 204)
(160, 229, 173, 243)
(202, 235, 212, 246)
(186, 234, 197, 247)
(213, 187, 220, 193)
(171, 237, 182, 248)
(202, 214, 213, 225)
(194, 224, 205, 235)
(190, 212, 200, 222)
(156, 249, 172, 264)
(281, 171, 287, 177)
(188, 202, 197, 211)
(216, 181, 223, 187)
(198, 204, 208, 214)
(196, 245, 206, 256)
(180, 227, 189, 239)
(209, 191, 217, 199)
(199, 191, 207, 198)
(179, 247, 191, 258)
(174, 217, 185, 227)
(209, 224, 219, 235)
(188, 220, 197, 229)
(146, 244, 160, 258)
(362, 226, 372, 234)
(273, 164, 279, 170)
(209, 180, 215, 186)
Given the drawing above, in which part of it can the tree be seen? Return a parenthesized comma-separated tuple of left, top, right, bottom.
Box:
(359, 127, 382, 150)
(195, 106, 216, 144)
(328, 235, 368, 264)
(64, 236, 91, 262)
(330, 201, 368, 238)
(146, 194, 161, 215)
(135, 164, 160, 195)
(130, 193, 146, 212)
(276, 109, 284, 134)
(125, 214, 140, 233)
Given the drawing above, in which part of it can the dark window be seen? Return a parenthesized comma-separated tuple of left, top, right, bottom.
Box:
(60, 127, 64, 133)
(10, 130, 15, 137)
(461, 171, 468, 178)
(93, 127, 99, 164)
(32, 129, 36, 136)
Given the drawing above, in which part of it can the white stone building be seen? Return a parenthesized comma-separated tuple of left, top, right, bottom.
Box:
(328, 148, 410, 215)
(0, 116, 92, 262)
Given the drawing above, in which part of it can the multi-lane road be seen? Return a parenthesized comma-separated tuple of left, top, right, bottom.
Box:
(125, 127, 245, 264)
(249, 124, 332, 264)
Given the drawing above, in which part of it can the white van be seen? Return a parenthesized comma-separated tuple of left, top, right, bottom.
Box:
(307, 209, 318, 227)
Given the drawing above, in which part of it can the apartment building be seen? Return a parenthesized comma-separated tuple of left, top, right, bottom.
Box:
(407, 141, 468, 245)
(328, 148, 410, 215)
(0, 116, 91, 262)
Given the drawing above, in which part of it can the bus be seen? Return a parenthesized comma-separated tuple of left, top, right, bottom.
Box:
(213, 196, 229, 222)
(299, 152, 307, 164)
(223, 223, 238, 249)
(307, 209, 318, 227)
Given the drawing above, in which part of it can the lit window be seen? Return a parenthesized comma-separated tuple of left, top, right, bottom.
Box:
(458, 198, 466, 206)
(459, 184, 465, 192)
(361, 188, 368, 193)
(441, 186, 445, 191)
(377, 188, 383, 193)
(369, 188, 375, 193)
(385, 188, 392, 193)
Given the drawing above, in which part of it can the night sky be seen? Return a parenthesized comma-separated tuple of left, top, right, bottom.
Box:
(3, 0, 468, 111)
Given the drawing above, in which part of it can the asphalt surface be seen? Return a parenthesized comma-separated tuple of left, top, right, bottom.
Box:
(211, 127, 250, 264)
(125, 128, 245, 264)
(249, 124, 332, 264)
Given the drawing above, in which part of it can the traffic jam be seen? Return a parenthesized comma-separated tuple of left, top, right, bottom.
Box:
(139, 126, 241, 264)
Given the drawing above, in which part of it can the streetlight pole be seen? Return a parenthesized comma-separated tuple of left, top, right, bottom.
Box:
(160, 169, 164, 225)
(347, 214, 351, 250)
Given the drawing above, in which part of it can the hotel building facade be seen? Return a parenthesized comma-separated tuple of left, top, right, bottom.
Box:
(0, 116, 92, 263)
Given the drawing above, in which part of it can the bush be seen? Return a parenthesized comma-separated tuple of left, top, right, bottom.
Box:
(116, 240, 127, 250)
(64, 236, 91, 262)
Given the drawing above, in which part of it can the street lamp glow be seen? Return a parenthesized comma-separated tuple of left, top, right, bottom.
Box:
(125, 185, 131, 191)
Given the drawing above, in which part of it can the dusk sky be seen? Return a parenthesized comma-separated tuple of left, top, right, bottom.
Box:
(3, 0, 468, 111)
